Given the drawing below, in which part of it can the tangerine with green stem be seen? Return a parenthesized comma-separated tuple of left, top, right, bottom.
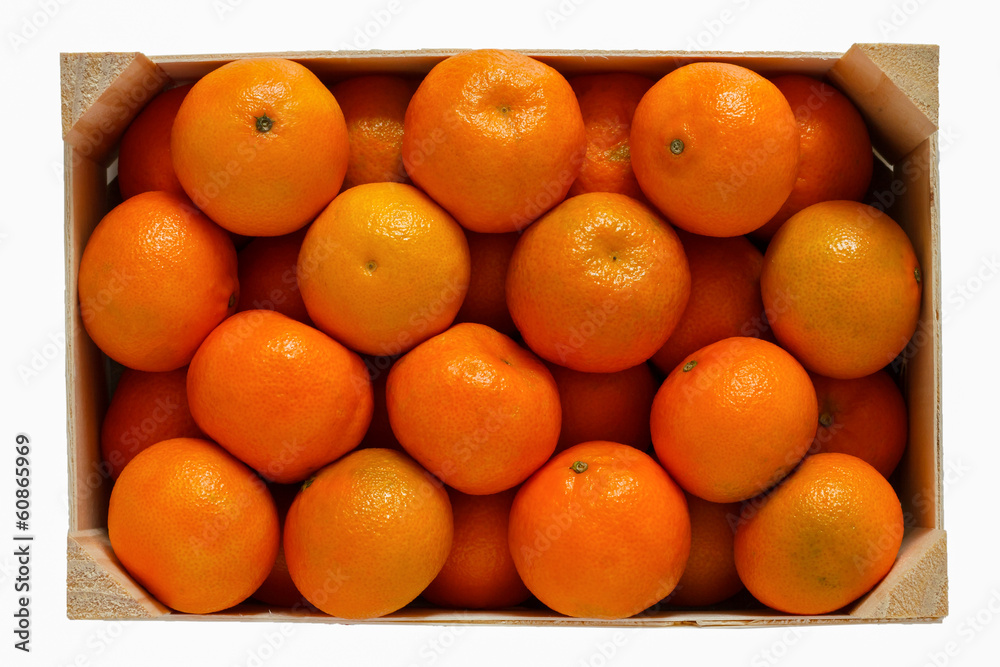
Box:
(509, 441, 691, 619)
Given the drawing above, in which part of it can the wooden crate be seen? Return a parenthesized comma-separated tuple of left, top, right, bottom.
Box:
(62, 44, 945, 625)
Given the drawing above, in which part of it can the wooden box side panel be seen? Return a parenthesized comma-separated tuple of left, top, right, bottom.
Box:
(68, 527, 944, 624)
(150, 49, 842, 84)
(62, 53, 177, 530)
(827, 44, 938, 164)
(68, 529, 169, 619)
(890, 136, 942, 531)
(61, 52, 172, 165)
(826, 43, 941, 532)
(850, 527, 947, 619)
(65, 149, 111, 532)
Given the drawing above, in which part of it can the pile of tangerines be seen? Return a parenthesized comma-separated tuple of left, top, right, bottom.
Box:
(81, 50, 920, 621)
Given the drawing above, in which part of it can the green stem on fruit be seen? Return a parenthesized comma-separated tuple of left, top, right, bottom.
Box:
(256, 113, 274, 133)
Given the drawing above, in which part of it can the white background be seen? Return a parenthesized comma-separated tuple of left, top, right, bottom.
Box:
(1, 0, 998, 665)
